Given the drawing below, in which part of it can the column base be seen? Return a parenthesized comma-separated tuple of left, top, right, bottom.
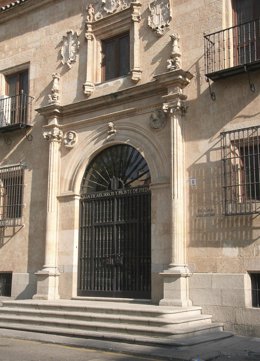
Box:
(159, 265, 192, 307)
(33, 268, 60, 300)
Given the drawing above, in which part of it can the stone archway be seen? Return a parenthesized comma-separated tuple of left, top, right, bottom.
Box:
(78, 144, 151, 298)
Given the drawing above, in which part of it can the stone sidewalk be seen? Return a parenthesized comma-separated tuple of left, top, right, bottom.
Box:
(0, 328, 260, 361)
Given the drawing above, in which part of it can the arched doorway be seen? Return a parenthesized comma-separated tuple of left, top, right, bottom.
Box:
(78, 144, 151, 298)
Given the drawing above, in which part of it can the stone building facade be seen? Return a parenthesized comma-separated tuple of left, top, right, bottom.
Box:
(0, 0, 259, 336)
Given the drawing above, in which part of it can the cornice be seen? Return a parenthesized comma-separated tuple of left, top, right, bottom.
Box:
(36, 69, 193, 119)
(0, 0, 57, 23)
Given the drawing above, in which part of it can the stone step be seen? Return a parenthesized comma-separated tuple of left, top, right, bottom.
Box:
(0, 300, 230, 346)
(0, 307, 209, 328)
(1, 300, 203, 318)
(0, 313, 216, 338)
(0, 321, 228, 346)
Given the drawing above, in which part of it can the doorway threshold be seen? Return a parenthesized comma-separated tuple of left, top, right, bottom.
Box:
(71, 296, 152, 304)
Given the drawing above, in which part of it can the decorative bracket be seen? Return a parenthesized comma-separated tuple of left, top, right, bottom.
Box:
(205, 77, 216, 101)
(244, 65, 256, 93)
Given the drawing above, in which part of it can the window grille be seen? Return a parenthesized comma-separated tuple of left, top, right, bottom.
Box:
(250, 273, 260, 307)
(221, 126, 260, 215)
(0, 272, 12, 297)
(0, 164, 24, 226)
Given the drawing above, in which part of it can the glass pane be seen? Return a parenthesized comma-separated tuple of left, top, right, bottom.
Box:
(119, 34, 130, 77)
(104, 40, 116, 80)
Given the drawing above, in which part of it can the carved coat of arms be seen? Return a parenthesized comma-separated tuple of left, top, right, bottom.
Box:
(148, 0, 172, 36)
(61, 30, 80, 68)
(87, 0, 132, 21)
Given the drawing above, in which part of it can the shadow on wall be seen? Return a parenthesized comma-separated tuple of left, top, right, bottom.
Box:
(15, 273, 37, 300)
(184, 53, 260, 252)
(187, 140, 260, 250)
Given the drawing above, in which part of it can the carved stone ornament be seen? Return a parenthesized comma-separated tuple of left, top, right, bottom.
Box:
(61, 30, 80, 68)
(150, 109, 167, 129)
(167, 33, 181, 71)
(148, 0, 172, 36)
(86, 0, 132, 22)
(63, 131, 78, 149)
(48, 73, 60, 104)
(43, 127, 63, 142)
(83, 81, 95, 97)
(106, 121, 117, 141)
(162, 97, 188, 116)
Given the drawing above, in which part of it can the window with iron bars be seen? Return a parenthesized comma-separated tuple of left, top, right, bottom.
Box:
(221, 126, 260, 215)
(0, 164, 24, 226)
(250, 273, 260, 307)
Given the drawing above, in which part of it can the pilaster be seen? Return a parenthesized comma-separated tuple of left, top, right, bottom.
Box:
(130, 0, 142, 82)
(159, 88, 192, 307)
(83, 22, 95, 96)
(34, 116, 63, 300)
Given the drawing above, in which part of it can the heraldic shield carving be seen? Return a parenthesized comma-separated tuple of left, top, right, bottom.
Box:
(87, 0, 132, 21)
(148, 0, 172, 36)
(61, 30, 80, 68)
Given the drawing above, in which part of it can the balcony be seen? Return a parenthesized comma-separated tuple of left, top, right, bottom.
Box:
(0, 93, 33, 133)
(204, 18, 260, 80)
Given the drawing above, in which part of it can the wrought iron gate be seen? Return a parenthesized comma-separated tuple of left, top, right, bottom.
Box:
(78, 187, 151, 298)
(78, 145, 151, 298)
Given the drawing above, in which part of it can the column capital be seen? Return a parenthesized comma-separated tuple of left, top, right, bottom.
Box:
(162, 93, 188, 116)
(43, 126, 63, 142)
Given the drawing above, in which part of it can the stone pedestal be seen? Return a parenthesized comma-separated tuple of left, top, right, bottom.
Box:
(33, 269, 60, 300)
(160, 266, 192, 307)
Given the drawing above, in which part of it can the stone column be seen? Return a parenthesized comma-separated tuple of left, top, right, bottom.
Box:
(130, 0, 142, 82)
(83, 22, 95, 96)
(34, 124, 63, 300)
(160, 90, 192, 307)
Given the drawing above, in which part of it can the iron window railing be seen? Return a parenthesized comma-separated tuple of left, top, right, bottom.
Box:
(0, 164, 25, 227)
(221, 126, 260, 215)
(0, 92, 33, 130)
(204, 18, 260, 79)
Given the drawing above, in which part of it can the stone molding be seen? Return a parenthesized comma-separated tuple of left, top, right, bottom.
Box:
(38, 69, 193, 119)
(84, 1, 142, 95)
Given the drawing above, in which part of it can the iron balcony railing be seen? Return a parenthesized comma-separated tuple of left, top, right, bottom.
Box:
(0, 92, 33, 130)
(204, 18, 260, 79)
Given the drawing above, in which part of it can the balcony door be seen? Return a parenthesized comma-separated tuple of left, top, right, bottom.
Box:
(5, 70, 28, 125)
(232, 0, 260, 65)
